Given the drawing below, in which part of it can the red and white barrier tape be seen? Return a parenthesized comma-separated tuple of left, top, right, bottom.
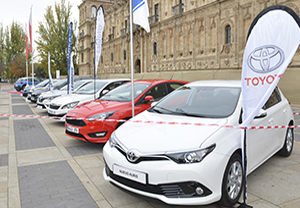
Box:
(1, 113, 300, 130)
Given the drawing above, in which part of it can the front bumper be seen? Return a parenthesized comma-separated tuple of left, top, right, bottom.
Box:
(103, 143, 229, 205)
(65, 118, 117, 143)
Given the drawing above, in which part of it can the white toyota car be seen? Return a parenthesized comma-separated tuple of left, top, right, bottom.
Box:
(47, 79, 129, 116)
(103, 80, 294, 207)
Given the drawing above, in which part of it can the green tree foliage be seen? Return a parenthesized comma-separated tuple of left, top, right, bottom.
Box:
(0, 23, 5, 78)
(3, 22, 26, 81)
(36, 0, 77, 77)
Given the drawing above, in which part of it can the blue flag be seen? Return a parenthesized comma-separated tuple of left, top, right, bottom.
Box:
(67, 22, 73, 94)
(133, 0, 150, 33)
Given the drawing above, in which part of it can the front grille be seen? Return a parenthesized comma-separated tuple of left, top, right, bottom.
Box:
(105, 165, 212, 198)
(66, 130, 87, 140)
(49, 104, 60, 110)
(116, 146, 168, 164)
(66, 117, 86, 127)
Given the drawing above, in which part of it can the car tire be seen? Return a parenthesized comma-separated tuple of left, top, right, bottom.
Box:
(21, 85, 26, 91)
(278, 127, 294, 157)
(219, 152, 243, 207)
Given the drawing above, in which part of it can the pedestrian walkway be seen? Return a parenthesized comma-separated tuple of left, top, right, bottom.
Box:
(0, 83, 300, 208)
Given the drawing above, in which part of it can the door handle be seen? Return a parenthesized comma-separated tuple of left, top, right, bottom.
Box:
(283, 109, 287, 114)
(268, 118, 273, 124)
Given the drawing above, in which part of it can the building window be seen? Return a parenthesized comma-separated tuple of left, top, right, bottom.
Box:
(153, 42, 157, 55)
(111, 53, 113, 62)
(225, 25, 231, 44)
(91, 6, 97, 18)
(81, 53, 84, 63)
(124, 50, 126, 60)
(101, 56, 103, 63)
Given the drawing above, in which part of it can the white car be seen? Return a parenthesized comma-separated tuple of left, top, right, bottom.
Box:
(47, 79, 130, 116)
(103, 80, 294, 207)
(37, 79, 93, 109)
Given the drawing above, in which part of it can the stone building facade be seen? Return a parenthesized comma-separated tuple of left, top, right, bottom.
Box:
(78, 0, 300, 103)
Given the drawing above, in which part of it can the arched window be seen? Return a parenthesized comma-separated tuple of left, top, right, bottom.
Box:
(153, 42, 157, 55)
(225, 25, 231, 44)
(111, 53, 113, 62)
(91, 6, 97, 18)
(124, 50, 126, 60)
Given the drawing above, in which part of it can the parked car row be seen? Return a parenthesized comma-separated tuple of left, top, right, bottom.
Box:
(21, 78, 295, 207)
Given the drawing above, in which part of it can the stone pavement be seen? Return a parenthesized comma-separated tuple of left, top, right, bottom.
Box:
(0, 83, 300, 208)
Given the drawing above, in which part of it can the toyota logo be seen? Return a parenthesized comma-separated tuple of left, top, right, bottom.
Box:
(247, 45, 285, 73)
(126, 149, 140, 163)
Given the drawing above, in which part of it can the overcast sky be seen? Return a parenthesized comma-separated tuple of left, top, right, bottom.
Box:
(0, 0, 82, 41)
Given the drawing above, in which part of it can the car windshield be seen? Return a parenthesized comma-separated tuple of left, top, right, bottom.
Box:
(150, 86, 241, 118)
(36, 79, 49, 87)
(100, 83, 150, 102)
(53, 79, 67, 88)
(74, 80, 108, 94)
(61, 80, 89, 91)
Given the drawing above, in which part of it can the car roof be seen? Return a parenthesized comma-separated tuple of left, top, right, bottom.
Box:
(186, 80, 241, 87)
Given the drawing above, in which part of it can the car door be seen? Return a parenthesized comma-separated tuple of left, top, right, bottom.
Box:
(247, 87, 284, 172)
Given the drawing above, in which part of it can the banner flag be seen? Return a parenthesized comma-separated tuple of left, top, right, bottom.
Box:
(239, 5, 300, 207)
(133, 0, 150, 33)
(69, 51, 75, 93)
(48, 52, 54, 92)
(242, 5, 300, 127)
(67, 22, 73, 94)
(94, 6, 105, 76)
(25, 24, 29, 60)
(28, 6, 33, 52)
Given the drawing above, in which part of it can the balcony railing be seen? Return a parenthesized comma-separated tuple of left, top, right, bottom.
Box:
(80, 46, 84, 51)
(172, 3, 184, 16)
(128, 24, 140, 32)
(149, 14, 159, 25)
(120, 28, 127, 37)
(108, 34, 114, 41)
(79, 32, 84, 39)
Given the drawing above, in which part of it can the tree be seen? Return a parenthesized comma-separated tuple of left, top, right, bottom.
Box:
(36, 0, 77, 77)
(4, 22, 26, 81)
(0, 23, 5, 78)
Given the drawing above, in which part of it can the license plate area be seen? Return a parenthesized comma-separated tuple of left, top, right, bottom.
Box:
(67, 125, 79, 134)
(113, 164, 147, 184)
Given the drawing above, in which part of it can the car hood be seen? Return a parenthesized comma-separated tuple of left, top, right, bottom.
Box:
(67, 100, 130, 118)
(41, 90, 67, 98)
(51, 94, 94, 106)
(115, 111, 227, 153)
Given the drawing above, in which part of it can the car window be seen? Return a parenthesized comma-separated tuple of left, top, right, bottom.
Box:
(150, 86, 241, 118)
(263, 87, 282, 110)
(145, 83, 168, 101)
(100, 83, 150, 102)
(167, 83, 185, 93)
(75, 81, 108, 94)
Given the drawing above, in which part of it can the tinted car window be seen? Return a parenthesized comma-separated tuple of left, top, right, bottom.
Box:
(263, 87, 281, 110)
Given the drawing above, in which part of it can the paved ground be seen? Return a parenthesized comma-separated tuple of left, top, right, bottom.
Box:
(0, 83, 300, 208)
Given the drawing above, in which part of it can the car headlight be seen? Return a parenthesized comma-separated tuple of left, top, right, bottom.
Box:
(109, 132, 118, 148)
(87, 111, 115, 121)
(62, 101, 79, 109)
(166, 144, 216, 164)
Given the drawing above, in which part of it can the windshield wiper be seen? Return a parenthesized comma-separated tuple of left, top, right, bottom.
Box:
(174, 108, 209, 118)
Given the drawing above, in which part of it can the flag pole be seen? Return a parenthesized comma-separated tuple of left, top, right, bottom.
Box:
(31, 5, 34, 88)
(130, 0, 135, 117)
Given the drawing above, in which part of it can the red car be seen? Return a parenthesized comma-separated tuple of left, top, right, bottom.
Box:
(65, 79, 188, 143)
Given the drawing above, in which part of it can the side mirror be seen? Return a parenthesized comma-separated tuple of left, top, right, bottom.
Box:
(144, 95, 154, 102)
(254, 109, 267, 119)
